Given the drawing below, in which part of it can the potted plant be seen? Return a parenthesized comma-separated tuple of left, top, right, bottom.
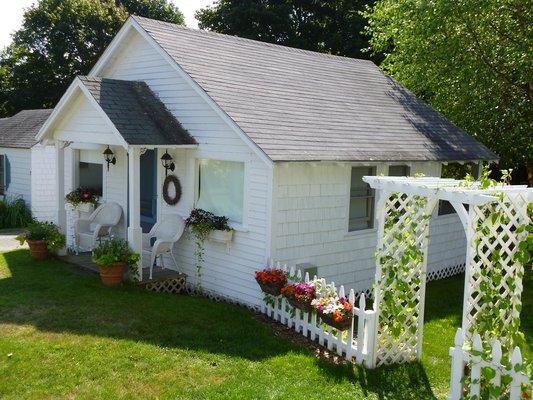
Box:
(281, 282, 316, 312)
(255, 267, 287, 296)
(311, 295, 354, 331)
(185, 209, 234, 291)
(92, 238, 140, 287)
(65, 187, 98, 213)
(209, 214, 234, 244)
(16, 221, 66, 260)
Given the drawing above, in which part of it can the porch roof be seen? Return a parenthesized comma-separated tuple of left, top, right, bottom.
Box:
(78, 76, 197, 146)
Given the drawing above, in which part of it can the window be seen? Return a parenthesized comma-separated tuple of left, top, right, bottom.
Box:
(197, 159, 245, 224)
(79, 162, 103, 196)
(349, 167, 375, 231)
(438, 162, 480, 215)
(388, 165, 410, 177)
(0, 155, 5, 195)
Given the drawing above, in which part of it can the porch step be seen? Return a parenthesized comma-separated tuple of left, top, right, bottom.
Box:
(60, 253, 187, 294)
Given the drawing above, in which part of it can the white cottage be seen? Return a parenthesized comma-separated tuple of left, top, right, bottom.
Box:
(0, 109, 53, 210)
(33, 16, 496, 306)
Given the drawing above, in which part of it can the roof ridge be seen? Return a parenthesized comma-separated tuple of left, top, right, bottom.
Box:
(131, 15, 375, 65)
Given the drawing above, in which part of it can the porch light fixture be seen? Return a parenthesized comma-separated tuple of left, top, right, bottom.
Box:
(103, 146, 116, 171)
(160, 150, 175, 176)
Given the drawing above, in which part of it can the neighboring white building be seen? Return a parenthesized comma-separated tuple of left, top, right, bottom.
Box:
(32, 16, 497, 306)
(0, 109, 53, 210)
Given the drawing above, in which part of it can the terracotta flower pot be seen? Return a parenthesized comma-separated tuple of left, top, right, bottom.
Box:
(319, 312, 353, 331)
(27, 240, 49, 261)
(286, 296, 314, 313)
(98, 262, 126, 287)
(256, 279, 286, 296)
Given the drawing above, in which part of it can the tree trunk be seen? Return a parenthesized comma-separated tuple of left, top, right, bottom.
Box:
(526, 160, 533, 187)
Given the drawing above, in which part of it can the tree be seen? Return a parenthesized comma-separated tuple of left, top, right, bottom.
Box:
(0, 0, 184, 117)
(196, 0, 376, 61)
(364, 0, 533, 183)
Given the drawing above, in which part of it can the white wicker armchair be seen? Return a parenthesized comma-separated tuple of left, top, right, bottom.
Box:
(75, 202, 123, 252)
(142, 214, 185, 279)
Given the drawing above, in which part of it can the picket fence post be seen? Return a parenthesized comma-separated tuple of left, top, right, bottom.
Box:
(448, 328, 465, 400)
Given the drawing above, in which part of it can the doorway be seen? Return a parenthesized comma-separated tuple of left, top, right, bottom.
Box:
(140, 149, 157, 232)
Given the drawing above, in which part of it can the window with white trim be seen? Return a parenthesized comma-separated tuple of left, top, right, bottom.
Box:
(388, 164, 410, 177)
(348, 166, 375, 231)
(197, 159, 245, 224)
(0, 154, 5, 195)
(79, 162, 103, 196)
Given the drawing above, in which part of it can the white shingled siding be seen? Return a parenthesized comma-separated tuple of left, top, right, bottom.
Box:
(0, 147, 32, 206)
(30, 144, 56, 222)
(100, 29, 271, 306)
(270, 161, 466, 293)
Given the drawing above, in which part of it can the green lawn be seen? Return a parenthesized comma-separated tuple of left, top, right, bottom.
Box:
(0, 249, 530, 399)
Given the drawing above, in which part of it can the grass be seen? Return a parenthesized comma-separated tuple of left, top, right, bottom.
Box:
(0, 249, 530, 400)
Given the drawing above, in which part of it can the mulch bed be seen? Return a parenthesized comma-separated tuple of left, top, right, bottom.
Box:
(253, 312, 349, 365)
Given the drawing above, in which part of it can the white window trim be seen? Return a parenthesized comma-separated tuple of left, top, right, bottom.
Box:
(76, 149, 106, 201)
(0, 154, 6, 196)
(194, 157, 249, 231)
(344, 162, 386, 236)
(387, 163, 412, 176)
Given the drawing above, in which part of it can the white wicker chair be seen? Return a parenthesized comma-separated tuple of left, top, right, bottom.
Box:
(75, 202, 123, 252)
(142, 214, 185, 279)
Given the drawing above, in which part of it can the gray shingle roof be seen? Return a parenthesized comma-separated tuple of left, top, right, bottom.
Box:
(78, 76, 196, 146)
(0, 109, 53, 149)
(133, 16, 497, 162)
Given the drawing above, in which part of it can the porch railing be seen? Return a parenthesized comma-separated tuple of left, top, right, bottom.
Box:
(260, 262, 377, 368)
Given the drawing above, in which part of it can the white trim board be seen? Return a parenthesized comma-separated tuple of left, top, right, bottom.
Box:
(89, 17, 274, 169)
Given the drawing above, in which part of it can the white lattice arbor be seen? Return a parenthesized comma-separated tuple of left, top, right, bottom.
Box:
(362, 176, 532, 367)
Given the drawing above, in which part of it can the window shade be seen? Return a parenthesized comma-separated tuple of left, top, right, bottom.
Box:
(197, 159, 244, 224)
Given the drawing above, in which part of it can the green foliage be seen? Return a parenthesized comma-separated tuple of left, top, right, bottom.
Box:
(15, 221, 66, 253)
(185, 209, 233, 292)
(364, 0, 533, 177)
(0, 0, 184, 116)
(0, 198, 32, 229)
(196, 0, 378, 61)
(92, 238, 140, 271)
(375, 193, 431, 339)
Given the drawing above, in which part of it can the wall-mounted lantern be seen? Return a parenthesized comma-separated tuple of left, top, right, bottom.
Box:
(103, 146, 116, 171)
(160, 150, 175, 176)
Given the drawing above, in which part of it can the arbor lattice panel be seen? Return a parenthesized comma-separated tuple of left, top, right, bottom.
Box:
(374, 193, 436, 366)
(463, 192, 530, 349)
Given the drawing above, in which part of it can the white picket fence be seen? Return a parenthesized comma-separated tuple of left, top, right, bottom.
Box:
(449, 328, 532, 400)
(260, 263, 377, 368)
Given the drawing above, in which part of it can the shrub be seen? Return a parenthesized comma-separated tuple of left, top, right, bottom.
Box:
(0, 198, 33, 229)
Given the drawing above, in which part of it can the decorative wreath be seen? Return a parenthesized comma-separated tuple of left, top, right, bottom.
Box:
(162, 174, 182, 206)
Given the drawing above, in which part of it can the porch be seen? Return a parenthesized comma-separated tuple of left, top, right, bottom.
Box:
(35, 76, 197, 280)
(60, 251, 187, 293)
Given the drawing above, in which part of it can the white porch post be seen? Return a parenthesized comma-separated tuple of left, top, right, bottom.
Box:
(55, 141, 66, 231)
(128, 147, 143, 280)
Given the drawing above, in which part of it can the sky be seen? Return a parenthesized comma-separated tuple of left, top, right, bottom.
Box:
(0, 0, 214, 50)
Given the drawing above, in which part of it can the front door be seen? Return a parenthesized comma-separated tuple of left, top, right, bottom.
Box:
(140, 149, 157, 232)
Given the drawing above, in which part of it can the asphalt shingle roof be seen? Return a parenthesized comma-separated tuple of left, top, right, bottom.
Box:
(78, 76, 196, 146)
(133, 16, 497, 162)
(0, 109, 53, 149)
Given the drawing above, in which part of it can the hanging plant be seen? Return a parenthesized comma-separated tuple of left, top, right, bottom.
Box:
(185, 208, 232, 292)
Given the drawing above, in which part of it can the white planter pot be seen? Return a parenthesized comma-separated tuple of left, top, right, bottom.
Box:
(66, 202, 95, 213)
(209, 229, 234, 244)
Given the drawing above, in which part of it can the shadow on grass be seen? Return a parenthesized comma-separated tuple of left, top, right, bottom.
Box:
(0, 249, 437, 398)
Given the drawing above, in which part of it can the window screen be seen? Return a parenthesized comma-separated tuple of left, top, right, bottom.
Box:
(348, 167, 375, 231)
(79, 162, 103, 196)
